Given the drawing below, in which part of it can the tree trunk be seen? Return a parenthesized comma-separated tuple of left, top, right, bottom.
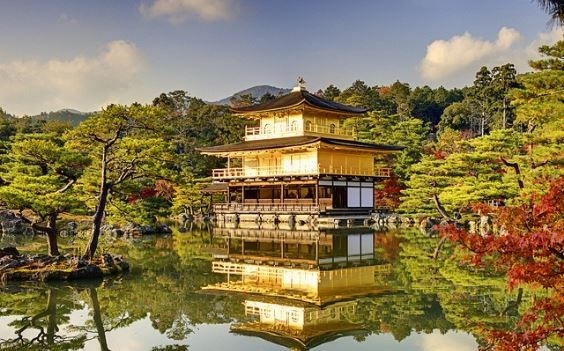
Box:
(502, 97, 507, 129)
(83, 145, 110, 260)
(30, 213, 60, 256)
(83, 182, 110, 260)
(46, 213, 60, 256)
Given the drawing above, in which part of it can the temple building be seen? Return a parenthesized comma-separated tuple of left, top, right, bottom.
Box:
(198, 80, 404, 222)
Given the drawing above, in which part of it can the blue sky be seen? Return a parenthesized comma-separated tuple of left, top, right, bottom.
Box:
(0, 0, 561, 115)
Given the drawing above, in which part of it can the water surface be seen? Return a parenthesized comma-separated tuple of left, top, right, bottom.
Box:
(0, 226, 540, 350)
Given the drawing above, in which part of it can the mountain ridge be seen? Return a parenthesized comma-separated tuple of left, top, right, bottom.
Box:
(212, 85, 291, 106)
(1, 84, 291, 122)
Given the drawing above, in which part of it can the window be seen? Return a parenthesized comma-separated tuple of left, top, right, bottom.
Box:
(291, 311, 299, 323)
(319, 186, 332, 198)
(329, 123, 336, 134)
(305, 120, 312, 131)
(263, 123, 272, 134)
(290, 120, 298, 131)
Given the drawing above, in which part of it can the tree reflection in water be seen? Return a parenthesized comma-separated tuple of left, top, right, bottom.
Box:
(0, 227, 558, 350)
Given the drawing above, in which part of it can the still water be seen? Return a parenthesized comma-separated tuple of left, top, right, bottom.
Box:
(0, 225, 535, 350)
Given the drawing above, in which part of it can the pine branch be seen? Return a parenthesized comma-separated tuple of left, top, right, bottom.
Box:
(499, 157, 524, 189)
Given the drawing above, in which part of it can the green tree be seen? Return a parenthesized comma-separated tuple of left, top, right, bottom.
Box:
(65, 104, 175, 260)
(389, 81, 412, 118)
(511, 40, 564, 133)
(153, 91, 246, 178)
(0, 134, 89, 255)
(229, 93, 255, 107)
(469, 66, 495, 136)
(491, 63, 519, 129)
(400, 130, 524, 215)
(345, 111, 430, 182)
(438, 101, 476, 133)
(0, 108, 17, 141)
(322, 84, 341, 101)
(258, 92, 276, 104)
(336, 80, 378, 108)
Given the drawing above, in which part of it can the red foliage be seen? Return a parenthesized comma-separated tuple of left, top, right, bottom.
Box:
(155, 180, 175, 200)
(433, 150, 447, 160)
(139, 187, 158, 199)
(461, 130, 474, 139)
(377, 86, 392, 96)
(374, 175, 403, 210)
(440, 177, 564, 349)
(127, 185, 159, 204)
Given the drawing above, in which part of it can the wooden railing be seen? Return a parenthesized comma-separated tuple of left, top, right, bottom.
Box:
(211, 166, 391, 179)
(213, 202, 322, 214)
(244, 123, 355, 141)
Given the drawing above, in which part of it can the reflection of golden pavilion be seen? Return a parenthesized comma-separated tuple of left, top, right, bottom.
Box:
(203, 225, 392, 349)
(213, 226, 378, 269)
(198, 80, 403, 221)
(232, 298, 365, 350)
(204, 226, 391, 305)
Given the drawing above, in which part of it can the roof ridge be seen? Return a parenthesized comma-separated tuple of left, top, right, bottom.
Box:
(231, 89, 366, 115)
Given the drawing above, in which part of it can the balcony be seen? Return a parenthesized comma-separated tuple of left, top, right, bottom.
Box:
(245, 123, 356, 141)
(211, 165, 391, 179)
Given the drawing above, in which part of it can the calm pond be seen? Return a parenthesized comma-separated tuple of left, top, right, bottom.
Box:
(0, 225, 548, 350)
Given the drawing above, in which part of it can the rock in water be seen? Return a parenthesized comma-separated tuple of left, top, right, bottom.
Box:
(0, 246, 20, 259)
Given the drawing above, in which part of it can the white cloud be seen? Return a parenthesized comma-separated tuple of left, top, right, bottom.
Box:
(525, 26, 564, 59)
(420, 27, 521, 80)
(0, 40, 145, 115)
(420, 331, 477, 351)
(139, 0, 238, 24)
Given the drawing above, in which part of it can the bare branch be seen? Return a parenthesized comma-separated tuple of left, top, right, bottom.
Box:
(57, 179, 76, 193)
(532, 160, 550, 169)
(433, 194, 454, 221)
(431, 236, 448, 259)
(114, 167, 134, 185)
(500, 157, 524, 189)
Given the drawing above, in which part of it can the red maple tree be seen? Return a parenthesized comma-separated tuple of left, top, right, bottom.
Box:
(439, 177, 564, 350)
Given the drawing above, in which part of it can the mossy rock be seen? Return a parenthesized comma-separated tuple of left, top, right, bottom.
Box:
(1, 253, 129, 283)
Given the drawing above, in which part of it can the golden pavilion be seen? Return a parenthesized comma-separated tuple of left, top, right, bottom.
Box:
(198, 80, 403, 222)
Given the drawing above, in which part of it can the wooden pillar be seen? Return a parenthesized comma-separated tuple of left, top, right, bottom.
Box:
(280, 183, 284, 204)
(315, 181, 319, 206)
(359, 234, 362, 261)
(358, 156, 361, 175)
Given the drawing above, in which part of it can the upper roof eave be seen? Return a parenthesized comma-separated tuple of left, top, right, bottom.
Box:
(230, 90, 367, 116)
(197, 135, 405, 155)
